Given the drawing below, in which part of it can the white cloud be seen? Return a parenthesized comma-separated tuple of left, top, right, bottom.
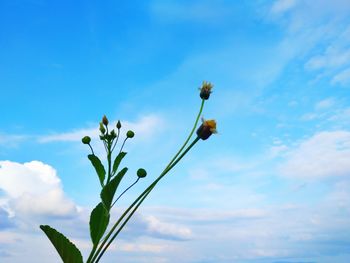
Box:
(0, 134, 26, 147)
(331, 67, 350, 85)
(305, 47, 350, 71)
(119, 242, 170, 253)
(0, 160, 78, 218)
(279, 130, 350, 179)
(266, 0, 350, 85)
(270, 0, 297, 15)
(38, 114, 165, 143)
(315, 97, 335, 110)
(144, 215, 192, 240)
(121, 213, 193, 241)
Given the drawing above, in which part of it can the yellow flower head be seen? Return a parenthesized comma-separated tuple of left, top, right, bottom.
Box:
(196, 118, 217, 140)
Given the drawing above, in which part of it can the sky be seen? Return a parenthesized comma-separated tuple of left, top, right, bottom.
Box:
(1, 0, 350, 262)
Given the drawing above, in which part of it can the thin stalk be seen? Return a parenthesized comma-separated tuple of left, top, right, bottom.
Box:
(166, 99, 204, 169)
(88, 144, 95, 156)
(119, 138, 128, 154)
(111, 129, 120, 153)
(106, 142, 112, 184)
(111, 177, 140, 208)
(86, 244, 98, 263)
(92, 137, 200, 263)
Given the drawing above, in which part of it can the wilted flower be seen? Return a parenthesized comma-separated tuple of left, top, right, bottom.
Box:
(199, 81, 213, 100)
(196, 118, 217, 140)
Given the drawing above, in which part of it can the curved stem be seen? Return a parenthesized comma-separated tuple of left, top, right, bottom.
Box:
(166, 99, 204, 169)
(92, 137, 200, 263)
(119, 138, 128, 154)
(111, 177, 140, 208)
(111, 129, 120, 153)
(88, 144, 95, 156)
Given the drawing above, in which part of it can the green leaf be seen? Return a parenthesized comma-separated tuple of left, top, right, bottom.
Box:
(88, 154, 106, 187)
(40, 225, 83, 263)
(112, 152, 127, 175)
(89, 202, 110, 246)
(101, 167, 128, 209)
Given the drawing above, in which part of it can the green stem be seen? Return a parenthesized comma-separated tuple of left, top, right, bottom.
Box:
(166, 99, 204, 169)
(119, 138, 128, 154)
(111, 129, 120, 153)
(106, 142, 112, 185)
(92, 137, 200, 263)
(86, 244, 97, 263)
(111, 177, 140, 208)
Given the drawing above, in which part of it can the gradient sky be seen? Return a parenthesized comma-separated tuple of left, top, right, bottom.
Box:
(1, 0, 350, 262)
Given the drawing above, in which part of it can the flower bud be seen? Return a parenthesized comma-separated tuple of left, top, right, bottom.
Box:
(102, 115, 109, 126)
(199, 81, 213, 100)
(137, 168, 147, 178)
(196, 119, 217, 140)
(116, 120, 122, 129)
(126, 130, 135, 138)
(81, 136, 91, 144)
(110, 129, 117, 138)
(99, 122, 106, 134)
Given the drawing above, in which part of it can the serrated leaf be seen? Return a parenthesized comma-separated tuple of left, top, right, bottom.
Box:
(89, 202, 110, 246)
(112, 152, 127, 175)
(101, 167, 128, 209)
(88, 154, 106, 187)
(40, 225, 83, 263)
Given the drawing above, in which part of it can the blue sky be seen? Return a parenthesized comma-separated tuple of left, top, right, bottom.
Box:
(1, 0, 350, 262)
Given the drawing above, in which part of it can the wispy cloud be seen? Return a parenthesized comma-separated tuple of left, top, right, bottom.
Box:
(270, 0, 297, 15)
(279, 130, 350, 179)
(38, 114, 166, 143)
(0, 134, 27, 148)
(331, 67, 350, 85)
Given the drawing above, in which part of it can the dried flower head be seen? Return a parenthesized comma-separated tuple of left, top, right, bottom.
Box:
(196, 118, 217, 140)
(199, 81, 213, 100)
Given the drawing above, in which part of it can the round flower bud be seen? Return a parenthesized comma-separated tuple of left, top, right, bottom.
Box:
(102, 115, 109, 126)
(81, 136, 91, 144)
(199, 81, 213, 100)
(99, 122, 106, 134)
(196, 119, 217, 140)
(126, 130, 135, 138)
(137, 168, 147, 178)
(116, 120, 122, 129)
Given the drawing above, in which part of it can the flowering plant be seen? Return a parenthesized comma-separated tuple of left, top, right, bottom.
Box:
(40, 82, 216, 263)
